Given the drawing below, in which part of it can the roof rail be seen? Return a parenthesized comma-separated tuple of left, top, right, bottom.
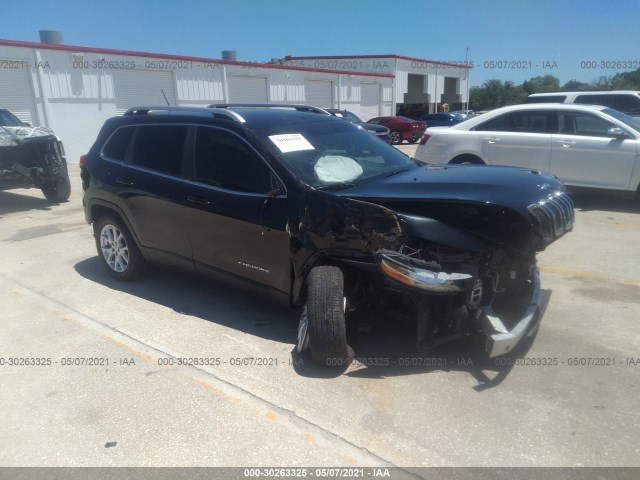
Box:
(123, 106, 246, 123)
(207, 103, 331, 115)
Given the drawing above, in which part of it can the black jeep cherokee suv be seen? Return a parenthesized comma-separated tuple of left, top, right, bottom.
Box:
(82, 105, 573, 367)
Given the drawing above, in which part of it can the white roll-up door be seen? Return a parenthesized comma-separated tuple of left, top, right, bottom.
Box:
(113, 70, 177, 114)
(304, 80, 332, 108)
(361, 83, 380, 120)
(227, 76, 268, 103)
(0, 61, 37, 124)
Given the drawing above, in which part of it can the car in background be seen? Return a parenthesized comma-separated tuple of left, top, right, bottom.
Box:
(525, 90, 640, 117)
(417, 113, 466, 127)
(325, 109, 390, 143)
(0, 108, 70, 202)
(366, 116, 426, 145)
(414, 103, 640, 195)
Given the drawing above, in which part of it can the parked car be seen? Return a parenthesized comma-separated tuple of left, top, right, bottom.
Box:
(82, 104, 572, 367)
(325, 109, 390, 143)
(525, 90, 640, 117)
(0, 108, 70, 202)
(415, 103, 640, 195)
(366, 116, 426, 145)
(417, 113, 466, 127)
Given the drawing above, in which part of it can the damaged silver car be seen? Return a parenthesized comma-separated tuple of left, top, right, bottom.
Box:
(0, 108, 70, 203)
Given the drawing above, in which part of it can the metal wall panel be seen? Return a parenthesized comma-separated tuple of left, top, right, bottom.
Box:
(0, 61, 37, 124)
(227, 75, 268, 103)
(304, 80, 332, 108)
(113, 69, 177, 114)
(360, 83, 380, 120)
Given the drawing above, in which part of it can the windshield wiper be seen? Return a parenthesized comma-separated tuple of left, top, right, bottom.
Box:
(316, 182, 355, 191)
(382, 167, 412, 178)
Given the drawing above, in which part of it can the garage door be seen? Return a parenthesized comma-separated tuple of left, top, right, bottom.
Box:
(113, 70, 177, 114)
(304, 80, 332, 108)
(0, 61, 37, 124)
(361, 83, 380, 120)
(227, 76, 268, 103)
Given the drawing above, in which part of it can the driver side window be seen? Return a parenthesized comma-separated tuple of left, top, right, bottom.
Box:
(195, 128, 272, 194)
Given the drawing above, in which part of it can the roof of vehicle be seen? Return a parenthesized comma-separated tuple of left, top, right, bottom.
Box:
(118, 105, 339, 130)
(451, 103, 611, 129)
(528, 90, 640, 97)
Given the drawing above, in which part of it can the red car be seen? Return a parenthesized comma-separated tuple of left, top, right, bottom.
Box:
(366, 116, 427, 145)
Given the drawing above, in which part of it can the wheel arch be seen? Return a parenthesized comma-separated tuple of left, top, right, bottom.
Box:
(87, 199, 144, 252)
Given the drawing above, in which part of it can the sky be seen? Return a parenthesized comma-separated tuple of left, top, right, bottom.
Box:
(2, 0, 640, 87)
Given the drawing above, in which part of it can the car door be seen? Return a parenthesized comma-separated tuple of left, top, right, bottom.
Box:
(186, 126, 291, 294)
(474, 110, 553, 171)
(107, 123, 196, 271)
(550, 111, 637, 189)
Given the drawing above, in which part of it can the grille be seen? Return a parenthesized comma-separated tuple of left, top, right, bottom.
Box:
(528, 192, 574, 242)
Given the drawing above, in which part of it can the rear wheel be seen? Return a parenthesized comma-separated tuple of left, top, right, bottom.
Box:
(41, 165, 71, 203)
(94, 215, 145, 280)
(301, 266, 351, 367)
(408, 135, 421, 144)
(389, 130, 402, 145)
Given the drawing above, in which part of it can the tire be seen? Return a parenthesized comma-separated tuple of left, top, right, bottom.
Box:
(41, 165, 71, 203)
(389, 130, 402, 145)
(94, 215, 146, 280)
(408, 135, 420, 144)
(305, 266, 351, 367)
(449, 154, 484, 165)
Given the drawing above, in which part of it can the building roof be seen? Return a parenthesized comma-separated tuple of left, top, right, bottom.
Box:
(285, 54, 472, 69)
(0, 39, 394, 78)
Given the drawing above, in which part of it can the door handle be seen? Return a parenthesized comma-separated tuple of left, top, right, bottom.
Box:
(187, 195, 210, 205)
(484, 137, 500, 144)
(556, 140, 575, 147)
(116, 177, 133, 185)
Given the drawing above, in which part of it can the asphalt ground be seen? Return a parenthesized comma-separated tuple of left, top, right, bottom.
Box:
(1, 147, 639, 475)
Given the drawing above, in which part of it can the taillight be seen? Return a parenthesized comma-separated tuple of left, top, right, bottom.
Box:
(418, 134, 431, 145)
(79, 155, 87, 169)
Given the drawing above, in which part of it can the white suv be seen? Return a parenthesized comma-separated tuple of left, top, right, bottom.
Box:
(525, 90, 640, 117)
(414, 103, 640, 194)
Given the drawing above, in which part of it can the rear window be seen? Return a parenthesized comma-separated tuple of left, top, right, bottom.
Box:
(131, 125, 188, 176)
(574, 94, 611, 107)
(102, 127, 134, 161)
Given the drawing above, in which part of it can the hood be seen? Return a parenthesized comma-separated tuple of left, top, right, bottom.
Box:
(336, 164, 570, 253)
(339, 163, 564, 216)
(360, 123, 389, 134)
(0, 125, 57, 147)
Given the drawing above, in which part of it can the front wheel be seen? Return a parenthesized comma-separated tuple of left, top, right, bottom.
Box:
(301, 266, 351, 367)
(408, 135, 421, 144)
(41, 166, 71, 203)
(389, 130, 402, 145)
(94, 215, 146, 280)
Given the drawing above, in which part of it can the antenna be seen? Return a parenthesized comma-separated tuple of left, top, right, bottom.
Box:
(161, 89, 170, 106)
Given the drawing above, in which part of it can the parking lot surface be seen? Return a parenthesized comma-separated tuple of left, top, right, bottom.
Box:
(1, 149, 639, 470)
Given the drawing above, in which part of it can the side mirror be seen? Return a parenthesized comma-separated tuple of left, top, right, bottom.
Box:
(607, 127, 628, 139)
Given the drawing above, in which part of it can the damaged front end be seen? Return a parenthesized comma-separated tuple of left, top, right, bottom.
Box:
(369, 193, 574, 357)
(0, 125, 70, 202)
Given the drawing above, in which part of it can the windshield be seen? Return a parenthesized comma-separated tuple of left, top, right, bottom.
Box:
(258, 118, 416, 188)
(0, 109, 25, 127)
(334, 111, 362, 123)
(603, 108, 640, 134)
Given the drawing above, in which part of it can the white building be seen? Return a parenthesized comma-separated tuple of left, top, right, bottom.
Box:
(284, 55, 471, 116)
(0, 39, 395, 164)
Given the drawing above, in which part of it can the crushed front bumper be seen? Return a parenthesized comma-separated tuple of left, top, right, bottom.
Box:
(478, 268, 550, 357)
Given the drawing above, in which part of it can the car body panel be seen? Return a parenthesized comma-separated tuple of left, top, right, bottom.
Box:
(415, 103, 640, 192)
(83, 105, 573, 359)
